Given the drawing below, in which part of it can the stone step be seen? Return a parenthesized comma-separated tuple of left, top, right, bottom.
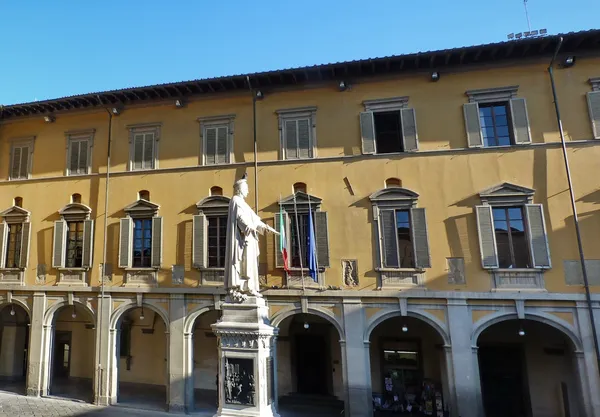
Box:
(278, 393, 344, 410)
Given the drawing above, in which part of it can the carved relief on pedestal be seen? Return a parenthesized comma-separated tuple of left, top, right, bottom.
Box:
(224, 357, 255, 406)
(342, 259, 359, 287)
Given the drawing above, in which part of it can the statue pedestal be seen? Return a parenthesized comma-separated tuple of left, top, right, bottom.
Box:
(212, 295, 279, 417)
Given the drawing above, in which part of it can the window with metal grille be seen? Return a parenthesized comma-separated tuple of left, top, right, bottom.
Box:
(207, 216, 227, 268)
(133, 218, 152, 267)
(492, 207, 530, 268)
(479, 103, 512, 147)
(5, 223, 22, 268)
(65, 221, 84, 268)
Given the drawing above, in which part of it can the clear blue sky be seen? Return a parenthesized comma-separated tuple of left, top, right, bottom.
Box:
(0, 0, 598, 105)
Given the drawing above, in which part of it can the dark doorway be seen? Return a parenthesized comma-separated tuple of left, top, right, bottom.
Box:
(295, 334, 328, 395)
(478, 345, 530, 417)
(52, 331, 72, 380)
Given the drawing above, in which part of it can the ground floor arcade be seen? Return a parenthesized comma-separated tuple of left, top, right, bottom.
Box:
(0, 290, 598, 417)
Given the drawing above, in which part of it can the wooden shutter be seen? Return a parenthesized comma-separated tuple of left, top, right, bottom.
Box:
(380, 210, 399, 268)
(52, 220, 67, 268)
(133, 134, 144, 170)
(0, 223, 7, 268)
(192, 214, 207, 268)
(463, 103, 483, 147)
(274, 212, 289, 268)
(410, 208, 431, 268)
(118, 217, 133, 268)
(284, 119, 298, 159)
(401, 108, 419, 152)
(216, 126, 229, 164)
(205, 127, 217, 165)
(19, 146, 29, 179)
(509, 98, 532, 144)
(81, 219, 94, 268)
(69, 140, 80, 174)
(151, 216, 163, 268)
(19, 221, 31, 269)
(587, 91, 600, 139)
(10, 147, 21, 179)
(475, 205, 499, 269)
(314, 211, 330, 268)
(78, 140, 89, 173)
(525, 204, 551, 268)
(143, 133, 154, 168)
(297, 118, 311, 159)
(360, 111, 376, 154)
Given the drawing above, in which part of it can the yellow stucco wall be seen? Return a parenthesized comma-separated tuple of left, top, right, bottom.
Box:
(1, 58, 600, 293)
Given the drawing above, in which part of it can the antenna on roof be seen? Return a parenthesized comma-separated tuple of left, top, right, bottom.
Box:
(506, 0, 547, 41)
(523, 0, 532, 33)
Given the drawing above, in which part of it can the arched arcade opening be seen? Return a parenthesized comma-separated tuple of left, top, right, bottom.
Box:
(0, 303, 29, 395)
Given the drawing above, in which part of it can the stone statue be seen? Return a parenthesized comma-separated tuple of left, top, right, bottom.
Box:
(224, 173, 277, 298)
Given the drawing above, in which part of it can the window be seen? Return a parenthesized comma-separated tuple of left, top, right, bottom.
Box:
(380, 210, 415, 268)
(64, 221, 84, 268)
(9, 139, 34, 180)
(464, 86, 531, 147)
(128, 125, 160, 171)
(587, 77, 600, 139)
(360, 98, 418, 154)
(293, 182, 307, 194)
(385, 178, 401, 188)
(289, 213, 309, 268)
(52, 203, 94, 271)
(71, 194, 82, 204)
(210, 186, 223, 196)
(138, 190, 150, 201)
(277, 107, 317, 160)
(207, 216, 227, 268)
(14, 197, 23, 207)
(5, 223, 22, 268)
(199, 115, 235, 166)
(492, 207, 530, 268)
(133, 218, 152, 268)
(66, 131, 93, 175)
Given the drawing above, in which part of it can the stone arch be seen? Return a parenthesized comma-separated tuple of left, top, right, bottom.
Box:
(364, 308, 450, 345)
(472, 311, 583, 351)
(271, 307, 345, 340)
(184, 305, 217, 334)
(43, 300, 96, 326)
(109, 300, 169, 330)
(0, 300, 31, 317)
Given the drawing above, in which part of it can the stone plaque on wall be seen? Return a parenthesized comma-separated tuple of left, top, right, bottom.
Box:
(447, 257, 465, 284)
(172, 265, 184, 284)
(224, 357, 255, 406)
(342, 259, 358, 287)
(36, 264, 47, 284)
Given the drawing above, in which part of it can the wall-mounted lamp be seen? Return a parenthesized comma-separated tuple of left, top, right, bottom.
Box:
(401, 324, 408, 333)
(175, 99, 185, 108)
(563, 56, 576, 68)
(255, 90, 264, 100)
(71, 305, 77, 319)
(111, 106, 121, 115)
(303, 322, 309, 330)
(43, 115, 55, 123)
(431, 72, 440, 82)
(518, 327, 525, 337)
(10, 305, 15, 316)
(338, 80, 349, 91)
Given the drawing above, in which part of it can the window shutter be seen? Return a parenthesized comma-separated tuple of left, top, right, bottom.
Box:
(401, 108, 419, 152)
(525, 204, 551, 268)
(297, 118, 311, 159)
(69, 140, 80, 174)
(52, 220, 67, 268)
(0, 223, 7, 268)
(509, 98, 532, 144)
(215, 126, 228, 164)
(11, 147, 21, 179)
(463, 103, 483, 147)
(274, 212, 288, 268)
(118, 217, 133, 268)
(192, 214, 207, 268)
(81, 219, 94, 268)
(360, 111, 376, 154)
(133, 134, 144, 170)
(475, 205, 499, 269)
(380, 210, 399, 268)
(151, 216, 163, 268)
(19, 147, 29, 179)
(143, 133, 154, 168)
(284, 120, 298, 159)
(314, 211, 330, 268)
(19, 222, 31, 269)
(587, 91, 600, 139)
(410, 208, 431, 268)
(78, 140, 89, 173)
(205, 127, 217, 165)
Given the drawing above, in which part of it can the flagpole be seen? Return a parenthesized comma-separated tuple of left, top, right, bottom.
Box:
(307, 193, 317, 284)
(292, 187, 305, 292)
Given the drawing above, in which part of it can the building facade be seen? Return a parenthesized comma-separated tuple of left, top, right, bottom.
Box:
(1, 30, 600, 417)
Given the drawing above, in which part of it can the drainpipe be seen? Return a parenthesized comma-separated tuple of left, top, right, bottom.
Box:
(246, 76, 259, 211)
(548, 37, 600, 373)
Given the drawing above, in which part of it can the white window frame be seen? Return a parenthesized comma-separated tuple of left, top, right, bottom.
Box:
(9, 137, 35, 180)
(65, 129, 94, 176)
(198, 114, 235, 166)
(276, 106, 317, 160)
(128, 123, 161, 171)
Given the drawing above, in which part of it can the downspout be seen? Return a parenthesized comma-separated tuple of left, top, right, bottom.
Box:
(246, 76, 259, 211)
(96, 95, 113, 404)
(548, 37, 600, 372)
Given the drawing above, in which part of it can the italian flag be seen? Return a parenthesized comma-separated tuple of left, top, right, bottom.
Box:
(279, 206, 290, 271)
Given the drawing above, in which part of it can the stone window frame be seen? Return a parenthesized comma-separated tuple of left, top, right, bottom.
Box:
(8, 137, 35, 180)
(0, 205, 31, 285)
(369, 187, 431, 288)
(53, 203, 94, 287)
(127, 123, 161, 172)
(119, 198, 162, 287)
(587, 77, 600, 139)
(198, 114, 235, 166)
(65, 129, 95, 176)
(475, 182, 551, 291)
(463, 85, 532, 148)
(192, 195, 231, 286)
(276, 106, 317, 160)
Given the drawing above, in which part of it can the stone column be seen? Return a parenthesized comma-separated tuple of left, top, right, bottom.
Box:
(341, 298, 371, 417)
(168, 294, 186, 412)
(446, 299, 483, 417)
(94, 294, 112, 405)
(108, 328, 120, 404)
(183, 331, 194, 412)
(26, 292, 46, 397)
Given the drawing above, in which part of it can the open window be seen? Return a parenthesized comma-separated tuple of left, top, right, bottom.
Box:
(0, 204, 31, 284)
(587, 77, 600, 139)
(360, 97, 418, 154)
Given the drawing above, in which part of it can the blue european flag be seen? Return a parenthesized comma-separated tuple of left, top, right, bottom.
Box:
(307, 209, 318, 282)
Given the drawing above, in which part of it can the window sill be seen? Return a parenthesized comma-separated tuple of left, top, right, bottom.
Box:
(66, 172, 91, 177)
(58, 267, 89, 271)
(376, 267, 425, 273)
(490, 268, 548, 273)
(125, 267, 158, 271)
